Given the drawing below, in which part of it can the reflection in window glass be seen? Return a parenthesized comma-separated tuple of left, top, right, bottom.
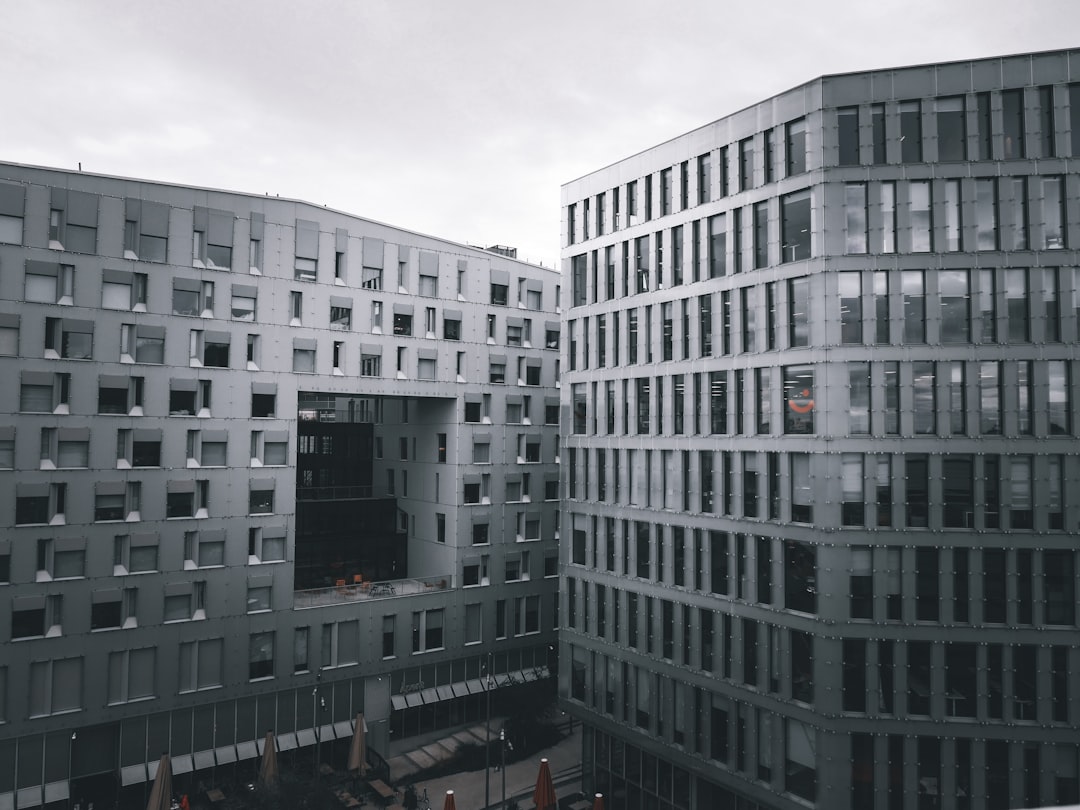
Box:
(839, 273, 862, 344)
(1002, 89, 1025, 159)
(1047, 456, 1064, 531)
(899, 101, 922, 162)
(1001, 177, 1028, 251)
(975, 179, 997, 250)
(979, 361, 1001, 434)
(978, 269, 997, 343)
(873, 271, 889, 344)
(838, 107, 859, 165)
(939, 270, 969, 343)
(876, 456, 892, 527)
(908, 181, 931, 252)
(741, 287, 756, 353)
(902, 270, 925, 343)
(756, 368, 771, 434)
(844, 184, 867, 254)
(912, 361, 936, 434)
(781, 191, 811, 262)
(1009, 456, 1032, 529)
(905, 455, 928, 527)
(936, 96, 966, 161)
(1006, 269, 1029, 342)
(1017, 360, 1033, 435)
(1042, 177, 1065, 249)
(943, 460, 973, 526)
(1048, 360, 1070, 435)
(788, 277, 809, 347)
(884, 362, 900, 435)
(790, 454, 812, 524)
(783, 365, 814, 435)
(1042, 268, 1060, 342)
(841, 454, 864, 526)
(786, 119, 807, 176)
(848, 362, 870, 435)
(943, 180, 961, 251)
(947, 362, 966, 435)
(871, 104, 886, 164)
(754, 202, 768, 269)
(708, 214, 726, 278)
(879, 182, 896, 253)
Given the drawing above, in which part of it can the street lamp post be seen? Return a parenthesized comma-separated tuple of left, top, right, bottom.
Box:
(499, 729, 506, 810)
(312, 671, 323, 778)
(483, 653, 493, 810)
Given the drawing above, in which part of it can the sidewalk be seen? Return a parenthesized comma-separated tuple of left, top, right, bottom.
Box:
(401, 721, 583, 810)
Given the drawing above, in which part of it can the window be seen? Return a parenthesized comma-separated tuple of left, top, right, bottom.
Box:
(172, 278, 214, 317)
(786, 118, 807, 175)
(123, 198, 169, 261)
(49, 189, 98, 252)
(290, 291, 303, 325)
(393, 311, 412, 336)
(489, 361, 506, 384)
(491, 283, 508, 306)
(169, 379, 211, 416)
(0, 313, 18, 356)
(444, 315, 461, 340)
(230, 285, 256, 321)
(249, 632, 275, 679)
(45, 316, 93, 359)
(975, 178, 998, 250)
(1002, 89, 1025, 159)
(0, 181, 25, 244)
(936, 96, 966, 160)
(360, 352, 381, 377)
(739, 137, 753, 190)
(28, 657, 82, 717)
(37, 538, 85, 580)
(939, 270, 969, 342)
(16, 483, 65, 526)
(166, 480, 209, 519)
(912, 362, 936, 434)
(107, 648, 155, 704)
(1042, 176, 1066, 249)
(330, 304, 352, 331)
(247, 585, 272, 613)
(781, 191, 811, 262)
(908, 181, 932, 252)
(839, 273, 862, 343)
(784, 365, 814, 435)
(252, 389, 276, 418)
(13, 594, 62, 639)
(24, 260, 73, 304)
(292, 343, 316, 373)
(249, 214, 264, 273)
(790, 454, 812, 523)
(21, 371, 69, 413)
(788, 277, 809, 347)
(1006, 269, 1029, 341)
(249, 482, 274, 514)
(879, 182, 896, 253)
(899, 100, 922, 162)
(294, 219, 319, 280)
(178, 638, 223, 691)
(248, 526, 286, 563)
(902, 270, 925, 343)
(411, 608, 445, 652)
(120, 324, 165, 364)
(837, 107, 859, 165)
(1009, 456, 1033, 529)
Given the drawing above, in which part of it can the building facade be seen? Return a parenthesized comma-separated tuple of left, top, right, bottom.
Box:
(0, 162, 561, 809)
(560, 49, 1080, 810)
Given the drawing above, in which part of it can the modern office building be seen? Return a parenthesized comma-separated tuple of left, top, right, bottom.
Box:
(560, 48, 1080, 810)
(0, 162, 561, 809)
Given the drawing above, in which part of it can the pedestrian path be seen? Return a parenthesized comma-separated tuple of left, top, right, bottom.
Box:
(387, 720, 583, 809)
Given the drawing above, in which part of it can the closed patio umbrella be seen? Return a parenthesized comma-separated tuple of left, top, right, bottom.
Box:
(442, 789, 456, 810)
(347, 713, 368, 776)
(533, 758, 557, 810)
(258, 730, 278, 788)
(145, 753, 172, 810)
(592, 793, 605, 810)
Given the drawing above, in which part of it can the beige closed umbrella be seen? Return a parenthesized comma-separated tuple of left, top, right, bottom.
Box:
(347, 713, 368, 776)
(145, 753, 173, 810)
(258, 730, 278, 788)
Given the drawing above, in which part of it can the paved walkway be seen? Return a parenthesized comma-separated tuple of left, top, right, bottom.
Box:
(388, 720, 583, 810)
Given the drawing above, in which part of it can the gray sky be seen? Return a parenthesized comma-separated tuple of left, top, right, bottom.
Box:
(1, 0, 1077, 267)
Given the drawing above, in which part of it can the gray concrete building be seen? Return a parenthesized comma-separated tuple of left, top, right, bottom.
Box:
(559, 48, 1080, 810)
(0, 162, 560, 809)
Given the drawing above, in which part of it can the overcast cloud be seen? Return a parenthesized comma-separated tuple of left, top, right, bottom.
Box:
(1, 0, 1077, 266)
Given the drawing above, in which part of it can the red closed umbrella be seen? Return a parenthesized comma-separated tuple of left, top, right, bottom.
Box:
(592, 793, 605, 810)
(533, 758, 557, 810)
(442, 789, 456, 810)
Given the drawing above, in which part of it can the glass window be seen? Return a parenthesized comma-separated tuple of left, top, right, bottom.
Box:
(1042, 268, 1060, 342)
(848, 362, 870, 434)
(841, 454, 864, 526)
(1048, 360, 1070, 435)
(884, 362, 900, 435)
(936, 96, 966, 161)
(908, 181, 931, 252)
(912, 361, 936, 434)
(979, 361, 1001, 434)
(786, 118, 807, 176)
(844, 183, 867, 254)
(901, 270, 925, 343)
(1042, 177, 1065, 249)
(1009, 456, 1033, 529)
(899, 101, 922, 162)
(976, 92, 993, 159)
(879, 182, 896, 253)
(905, 455, 929, 527)
(754, 202, 768, 268)
(781, 190, 811, 262)
(873, 271, 889, 344)
(1001, 177, 1028, 251)
(788, 277, 809, 347)
(947, 361, 966, 435)
(708, 214, 726, 278)
(1017, 360, 1033, 435)
(783, 365, 814, 435)
(739, 137, 753, 190)
(697, 153, 712, 204)
(1006, 269, 1029, 341)
(871, 103, 886, 164)
(978, 269, 997, 343)
(939, 270, 969, 343)
(943, 179, 961, 251)
(837, 107, 859, 165)
(1002, 89, 1025, 159)
(839, 273, 862, 344)
(975, 178, 997, 250)
(790, 454, 812, 523)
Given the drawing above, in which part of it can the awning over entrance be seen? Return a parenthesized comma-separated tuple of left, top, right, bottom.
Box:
(390, 666, 550, 710)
